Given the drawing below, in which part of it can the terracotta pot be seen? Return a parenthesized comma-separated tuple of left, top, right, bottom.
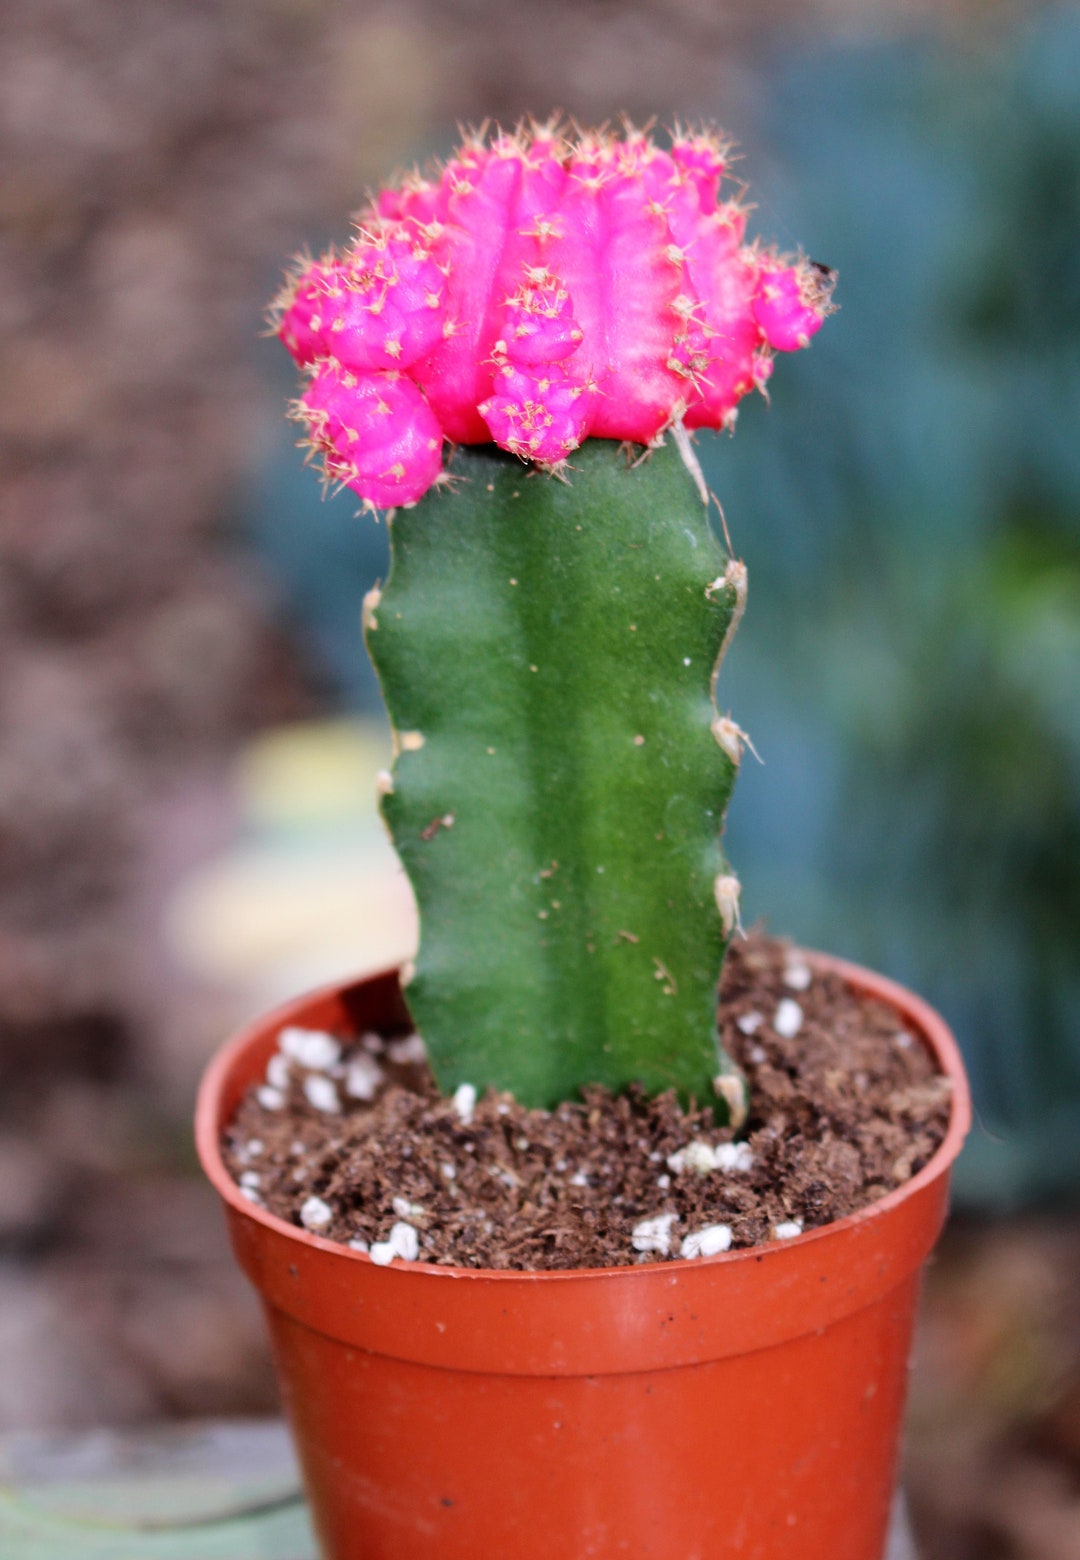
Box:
(196, 953, 969, 1560)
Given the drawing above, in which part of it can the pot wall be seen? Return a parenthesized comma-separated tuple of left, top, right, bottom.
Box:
(197, 955, 970, 1560)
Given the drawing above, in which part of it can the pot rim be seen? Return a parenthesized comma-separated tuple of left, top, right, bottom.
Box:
(196, 946, 971, 1285)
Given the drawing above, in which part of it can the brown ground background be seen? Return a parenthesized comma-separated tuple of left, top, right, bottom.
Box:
(2, 3, 1078, 1557)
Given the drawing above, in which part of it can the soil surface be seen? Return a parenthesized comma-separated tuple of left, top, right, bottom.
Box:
(222, 934, 951, 1270)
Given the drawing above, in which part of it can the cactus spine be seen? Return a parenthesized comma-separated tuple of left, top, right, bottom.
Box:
(367, 437, 746, 1114)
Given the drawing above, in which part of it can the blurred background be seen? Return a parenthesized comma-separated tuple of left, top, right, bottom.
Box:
(2, 1, 1079, 1555)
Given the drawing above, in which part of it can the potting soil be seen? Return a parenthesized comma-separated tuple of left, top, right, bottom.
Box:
(223, 935, 951, 1269)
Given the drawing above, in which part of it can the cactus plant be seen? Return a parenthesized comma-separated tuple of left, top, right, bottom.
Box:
(273, 121, 832, 1117)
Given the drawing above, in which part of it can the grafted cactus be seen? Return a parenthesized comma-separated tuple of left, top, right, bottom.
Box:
(274, 121, 832, 1115)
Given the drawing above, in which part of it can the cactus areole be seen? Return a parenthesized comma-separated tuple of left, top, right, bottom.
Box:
(273, 121, 833, 1115)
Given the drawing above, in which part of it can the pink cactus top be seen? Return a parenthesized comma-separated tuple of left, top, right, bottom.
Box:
(274, 124, 833, 509)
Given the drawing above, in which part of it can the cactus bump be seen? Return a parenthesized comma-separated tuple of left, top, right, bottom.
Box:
(274, 121, 832, 1115)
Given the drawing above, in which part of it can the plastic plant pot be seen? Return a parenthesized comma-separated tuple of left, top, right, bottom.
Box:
(196, 951, 969, 1560)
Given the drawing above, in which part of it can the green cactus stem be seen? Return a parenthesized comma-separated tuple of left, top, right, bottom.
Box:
(366, 437, 747, 1117)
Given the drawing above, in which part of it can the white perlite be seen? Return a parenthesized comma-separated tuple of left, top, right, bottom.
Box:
(345, 1054, 384, 1101)
(668, 1140, 754, 1175)
(681, 1224, 733, 1259)
(265, 1053, 291, 1091)
(370, 1222, 420, 1266)
(278, 1027, 341, 1071)
(667, 1140, 719, 1175)
(714, 1141, 755, 1172)
(773, 1220, 803, 1240)
(392, 1196, 425, 1220)
(773, 999, 803, 1039)
(387, 1033, 427, 1065)
(300, 1196, 333, 1231)
(256, 1085, 285, 1111)
(239, 1171, 261, 1190)
(361, 1031, 385, 1054)
(631, 1212, 678, 1255)
(452, 1083, 477, 1124)
(303, 1074, 342, 1114)
(783, 960, 813, 991)
(736, 1011, 764, 1035)
(347, 1236, 369, 1252)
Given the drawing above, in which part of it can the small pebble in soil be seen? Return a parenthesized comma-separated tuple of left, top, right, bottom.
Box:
(387, 1034, 427, 1065)
(300, 1195, 333, 1231)
(345, 1054, 384, 1101)
(714, 1142, 754, 1172)
(667, 1140, 717, 1175)
(255, 1084, 285, 1111)
(452, 1083, 477, 1124)
(279, 1027, 341, 1071)
(681, 1224, 733, 1259)
(736, 1011, 763, 1035)
(668, 1140, 754, 1175)
(392, 1196, 425, 1220)
(772, 1220, 803, 1240)
(266, 1053, 291, 1091)
(773, 998, 803, 1039)
(631, 1213, 679, 1255)
(370, 1222, 420, 1266)
(783, 960, 813, 991)
(302, 1074, 342, 1114)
